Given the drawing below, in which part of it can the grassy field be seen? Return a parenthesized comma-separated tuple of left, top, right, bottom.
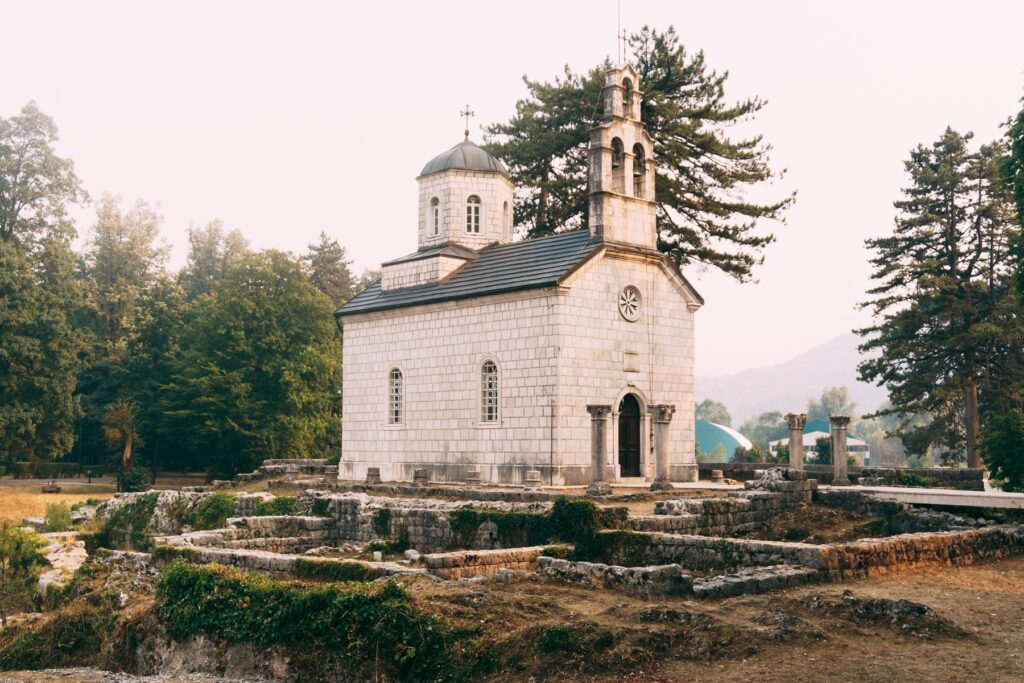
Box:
(0, 482, 115, 525)
(0, 472, 208, 526)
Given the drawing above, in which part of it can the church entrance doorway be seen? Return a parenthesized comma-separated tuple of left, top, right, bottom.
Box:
(618, 394, 642, 477)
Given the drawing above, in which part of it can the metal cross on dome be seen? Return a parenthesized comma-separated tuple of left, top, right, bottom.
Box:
(460, 105, 475, 141)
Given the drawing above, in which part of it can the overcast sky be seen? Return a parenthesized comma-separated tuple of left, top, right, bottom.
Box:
(3, 1, 1022, 376)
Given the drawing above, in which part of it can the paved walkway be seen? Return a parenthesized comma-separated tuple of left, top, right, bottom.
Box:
(827, 484, 1024, 510)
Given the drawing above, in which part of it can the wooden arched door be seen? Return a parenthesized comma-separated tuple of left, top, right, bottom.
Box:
(618, 394, 642, 477)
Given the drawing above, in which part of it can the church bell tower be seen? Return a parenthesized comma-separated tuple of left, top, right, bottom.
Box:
(588, 64, 657, 250)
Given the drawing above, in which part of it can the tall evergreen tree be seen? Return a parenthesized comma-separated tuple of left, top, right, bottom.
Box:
(485, 26, 793, 281)
(304, 231, 355, 307)
(0, 239, 84, 460)
(75, 196, 169, 470)
(162, 251, 341, 477)
(0, 103, 86, 462)
(858, 129, 1020, 467)
(177, 220, 250, 301)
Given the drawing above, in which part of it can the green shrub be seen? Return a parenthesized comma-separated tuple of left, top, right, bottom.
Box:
(0, 525, 49, 622)
(447, 497, 618, 550)
(371, 507, 391, 536)
(0, 605, 118, 670)
(189, 493, 235, 531)
(156, 560, 467, 681)
(293, 558, 373, 582)
(151, 545, 200, 565)
(9, 462, 78, 480)
(537, 622, 612, 656)
(896, 471, 944, 489)
(364, 540, 390, 553)
(981, 409, 1024, 492)
(0, 465, 6, 477)
(254, 496, 295, 516)
(92, 493, 159, 551)
(70, 499, 103, 513)
(311, 498, 330, 516)
(540, 544, 572, 559)
(118, 467, 152, 493)
(44, 503, 72, 532)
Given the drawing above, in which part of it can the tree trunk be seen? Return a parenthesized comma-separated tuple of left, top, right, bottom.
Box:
(965, 380, 980, 468)
(122, 436, 134, 472)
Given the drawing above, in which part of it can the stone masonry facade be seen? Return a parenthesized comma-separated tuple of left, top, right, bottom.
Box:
(340, 250, 698, 485)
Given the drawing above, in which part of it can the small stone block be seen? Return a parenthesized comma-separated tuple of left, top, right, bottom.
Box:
(587, 482, 612, 496)
(464, 470, 482, 487)
(413, 468, 429, 486)
(365, 467, 381, 485)
(523, 470, 543, 488)
(710, 469, 725, 483)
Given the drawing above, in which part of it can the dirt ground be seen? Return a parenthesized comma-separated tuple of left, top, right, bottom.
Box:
(409, 555, 1024, 683)
(734, 502, 888, 544)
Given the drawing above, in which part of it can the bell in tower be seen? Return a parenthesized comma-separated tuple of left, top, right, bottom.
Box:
(588, 64, 657, 250)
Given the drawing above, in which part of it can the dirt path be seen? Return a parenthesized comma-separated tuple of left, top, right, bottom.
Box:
(648, 558, 1024, 683)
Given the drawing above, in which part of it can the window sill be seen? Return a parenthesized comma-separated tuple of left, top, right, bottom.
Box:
(383, 423, 406, 430)
(477, 421, 503, 429)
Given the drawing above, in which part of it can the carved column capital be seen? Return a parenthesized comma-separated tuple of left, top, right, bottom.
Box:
(829, 415, 851, 429)
(648, 404, 676, 424)
(586, 405, 613, 420)
(785, 413, 808, 431)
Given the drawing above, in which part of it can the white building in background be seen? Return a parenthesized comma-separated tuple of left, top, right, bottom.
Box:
(335, 65, 703, 486)
(768, 431, 871, 465)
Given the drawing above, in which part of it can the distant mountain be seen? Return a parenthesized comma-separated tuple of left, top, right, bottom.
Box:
(695, 333, 889, 425)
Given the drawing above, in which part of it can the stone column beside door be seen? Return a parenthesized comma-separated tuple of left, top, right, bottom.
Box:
(586, 405, 613, 496)
(785, 413, 807, 471)
(649, 404, 676, 492)
(830, 415, 851, 486)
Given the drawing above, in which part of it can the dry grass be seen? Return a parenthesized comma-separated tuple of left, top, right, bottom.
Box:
(0, 482, 115, 525)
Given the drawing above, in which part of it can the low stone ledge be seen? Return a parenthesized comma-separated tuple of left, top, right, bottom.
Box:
(537, 556, 693, 596)
(156, 545, 423, 579)
(421, 546, 545, 578)
(691, 564, 819, 599)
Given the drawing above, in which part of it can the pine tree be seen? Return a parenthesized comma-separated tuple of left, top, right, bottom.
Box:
(485, 26, 793, 281)
(858, 129, 1021, 467)
(304, 231, 355, 307)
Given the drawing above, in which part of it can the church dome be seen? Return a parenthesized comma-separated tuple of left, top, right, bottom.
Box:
(419, 140, 509, 178)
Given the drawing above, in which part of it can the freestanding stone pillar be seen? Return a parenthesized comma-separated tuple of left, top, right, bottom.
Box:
(586, 405, 613, 496)
(649, 404, 676, 492)
(829, 415, 851, 486)
(784, 413, 808, 471)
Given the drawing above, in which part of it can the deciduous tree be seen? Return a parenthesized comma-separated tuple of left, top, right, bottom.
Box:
(162, 251, 341, 477)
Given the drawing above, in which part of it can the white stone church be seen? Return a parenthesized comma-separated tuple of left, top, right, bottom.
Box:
(336, 65, 703, 486)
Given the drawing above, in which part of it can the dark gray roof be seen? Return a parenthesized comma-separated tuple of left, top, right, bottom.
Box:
(336, 230, 598, 317)
(419, 140, 509, 178)
(382, 243, 479, 267)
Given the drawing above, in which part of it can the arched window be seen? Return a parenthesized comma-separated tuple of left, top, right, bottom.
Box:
(632, 143, 646, 197)
(431, 197, 440, 235)
(622, 78, 634, 117)
(466, 195, 481, 233)
(611, 138, 625, 193)
(502, 201, 510, 233)
(388, 368, 403, 424)
(481, 360, 499, 422)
